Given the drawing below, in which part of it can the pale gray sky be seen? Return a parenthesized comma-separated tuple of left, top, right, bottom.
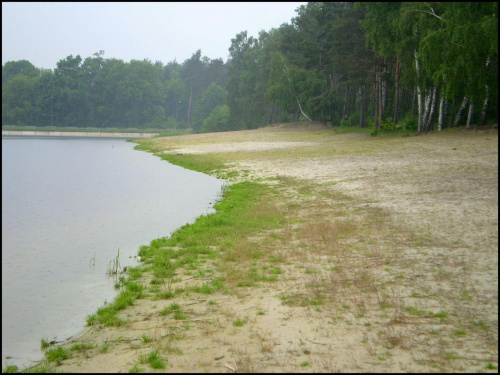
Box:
(2, 2, 306, 70)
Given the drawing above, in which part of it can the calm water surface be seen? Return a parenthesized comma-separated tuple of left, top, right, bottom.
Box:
(2, 136, 224, 368)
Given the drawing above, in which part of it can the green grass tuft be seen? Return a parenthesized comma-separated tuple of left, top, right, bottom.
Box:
(45, 346, 70, 363)
(137, 349, 166, 369)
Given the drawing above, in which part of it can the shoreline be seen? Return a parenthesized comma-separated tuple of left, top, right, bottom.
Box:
(13, 124, 498, 373)
(2, 130, 158, 139)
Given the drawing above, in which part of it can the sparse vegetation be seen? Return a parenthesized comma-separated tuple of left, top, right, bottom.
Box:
(137, 349, 166, 369)
(45, 346, 70, 364)
(37, 125, 497, 373)
(70, 342, 95, 351)
(233, 318, 247, 327)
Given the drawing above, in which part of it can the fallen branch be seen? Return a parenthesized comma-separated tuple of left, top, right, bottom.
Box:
(225, 362, 237, 372)
(306, 338, 329, 345)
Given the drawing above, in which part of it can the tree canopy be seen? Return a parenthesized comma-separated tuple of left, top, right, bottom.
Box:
(3, 2, 497, 132)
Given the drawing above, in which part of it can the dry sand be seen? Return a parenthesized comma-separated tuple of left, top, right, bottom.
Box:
(46, 123, 497, 372)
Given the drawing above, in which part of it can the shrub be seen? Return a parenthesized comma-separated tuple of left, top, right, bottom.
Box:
(340, 117, 352, 127)
(401, 115, 418, 132)
(201, 105, 230, 133)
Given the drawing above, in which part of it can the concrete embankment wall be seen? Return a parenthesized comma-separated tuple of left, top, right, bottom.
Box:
(2, 131, 158, 139)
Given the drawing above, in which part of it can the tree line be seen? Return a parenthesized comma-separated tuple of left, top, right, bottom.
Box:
(2, 2, 497, 133)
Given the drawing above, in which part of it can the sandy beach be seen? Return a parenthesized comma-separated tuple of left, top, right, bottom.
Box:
(29, 123, 497, 373)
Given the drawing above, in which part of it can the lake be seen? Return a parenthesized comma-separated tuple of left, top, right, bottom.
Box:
(1, 136, 224, 369)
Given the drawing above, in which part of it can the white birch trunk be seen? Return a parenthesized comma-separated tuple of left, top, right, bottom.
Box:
(480, 84, 489, 125)
(422, 90, 431, 131)
(466, 103, 474, 128)
(438, 95, 445, 131)
(414, 51, 424, 132)
(480, 56, 491, 125)
(425, 86, 437, 132)
(280, 55, 311, 122)
(453, 97, 469, 128)
(296, 98, 312, 122)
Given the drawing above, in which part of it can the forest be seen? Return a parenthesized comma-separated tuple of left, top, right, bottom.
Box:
(2, 2, 497, 133)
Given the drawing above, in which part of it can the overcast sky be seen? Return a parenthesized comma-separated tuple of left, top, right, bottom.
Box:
(2, 2, 306, 70)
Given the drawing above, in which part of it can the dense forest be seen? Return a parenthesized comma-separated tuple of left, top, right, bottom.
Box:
(2, 2, 497, 133)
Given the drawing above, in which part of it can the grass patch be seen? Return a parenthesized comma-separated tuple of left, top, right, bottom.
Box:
(45, 346, 70, 363)
(129, 363, 144, 373)
(190, 283, 215, 294)
(40, 337, 51, 350)
(2, 365, 18, 373)
(473, 320, 489, 330)
(233, 318, 247, 327)
(86, 279, 147, 326)
(70, 342, 95, 351)
(133, 181, 285, 294)
(428, 310, 448, 320)
(405, 306, 426, 316)
(137, 349, 166, 369)
(159, 302, 181, 316)
(173, 310, 187, 320)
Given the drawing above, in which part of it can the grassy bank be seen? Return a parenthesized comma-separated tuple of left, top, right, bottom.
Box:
(9, 123, 497, 373)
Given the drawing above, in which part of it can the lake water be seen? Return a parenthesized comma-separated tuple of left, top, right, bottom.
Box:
(1, 136, 224, 368)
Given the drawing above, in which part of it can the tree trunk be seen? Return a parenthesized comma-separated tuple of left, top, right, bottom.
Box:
(416, 88, 423, 132)
(359, 85, 365, 127)
(438, 95, 445, 131)
(381, 62, 387, 115)
(379, 71, 383, 129)
(479, 56, 491, 126)
(414, 51, 424, 133)
(375, 67, 382, 130)
(479, 84, 489, 125)
(280, 55, 312, 122)
(296, 98, 312, 122)
(422, 90, 431, 132)
(453, 97, 469, 127)
(466, 102, 474, 129)
(424, 86, 437, 132)
(411, 87, 416, 118)
(393, 56, 400, 124)
(373, 77, 378, 128)
(342, 84, 347, 117)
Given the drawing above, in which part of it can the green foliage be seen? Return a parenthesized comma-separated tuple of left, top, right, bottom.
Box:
(192, 83, 227, 133)
(401, 115, 418, 132)
(340, 117, 352, 127)
(3, 2, 496, 132)
(201, 104, 230, 133)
